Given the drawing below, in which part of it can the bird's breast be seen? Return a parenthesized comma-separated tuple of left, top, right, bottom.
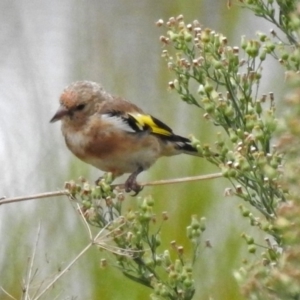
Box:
(63, 128, 91, 160)
(61, 124, 162, 175)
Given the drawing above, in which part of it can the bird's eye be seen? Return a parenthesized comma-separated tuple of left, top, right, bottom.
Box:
(76, 104, 85, 111)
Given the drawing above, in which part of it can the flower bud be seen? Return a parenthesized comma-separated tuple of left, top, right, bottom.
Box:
(163, 250, 172, 266)
(248, 244, 256, 253)
(191, 215, 200, 229)
(156, 19, 164, 27)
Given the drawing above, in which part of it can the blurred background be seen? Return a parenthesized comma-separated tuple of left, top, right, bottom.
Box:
(0, 1, 284, 299)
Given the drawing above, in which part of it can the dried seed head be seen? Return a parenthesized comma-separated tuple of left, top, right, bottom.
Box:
(162, 211, 169, 220)
(186, 23, 193, 31)
(168, 81, 175, 89)
(205, 240, 212, 248)
(270, 28, 276, 36)
(194, 27, 201, 34)
(159, 35, 170, 45)
(236, 185, 243, 194)
(224, 187, 233, 196)
(176, 15, 184, 22)
(156, 19, 164, 27)
(177, 246, 184, 255)
(170, 240, 177, 248)
(233, 46, 239, 54)
(222, 37, 228, 44)
(168, 17, 176, 26)
(100, 258, 107, 268)
(193, 20, 200, 27)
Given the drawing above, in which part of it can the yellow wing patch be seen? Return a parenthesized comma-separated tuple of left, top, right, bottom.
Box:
(128, 113, 172, 136)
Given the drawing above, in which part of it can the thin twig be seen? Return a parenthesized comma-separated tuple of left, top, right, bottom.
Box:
(0, 287, 17, 300)
(0, 173, 223, 206)
(112, 172, 223, 189)
(141, 172, 222, 187)
(23, 223, 41, 300)
(76, 203, 92, 240)
(33, 241, 92, 300)
(0, 191, 70, 205)
(33, 221, 113, 300)
(76, 208, 145, 257)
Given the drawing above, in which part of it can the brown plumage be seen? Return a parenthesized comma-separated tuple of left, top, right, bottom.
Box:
(50, 81, 201, 194)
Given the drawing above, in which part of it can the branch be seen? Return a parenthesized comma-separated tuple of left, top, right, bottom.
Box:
(0, 172, 223, 206)
(0, 191, 70, 205)
(0, 287, 17, 300)
(140, 172, 222, 187)
(24, 222, 41, 300)
(33, 237, 92, 300)
(33, 221, 116, 300)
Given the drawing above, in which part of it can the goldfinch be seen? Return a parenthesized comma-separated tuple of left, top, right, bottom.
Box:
(50, 81, 201, 194)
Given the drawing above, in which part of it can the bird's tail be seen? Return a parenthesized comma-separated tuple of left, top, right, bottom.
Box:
(173, 135, 200, 154)
(168, 134, 218, 158)
(159, 134, 202, 157)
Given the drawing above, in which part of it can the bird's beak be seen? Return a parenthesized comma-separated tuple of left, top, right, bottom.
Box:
(50, 105, 69, 123)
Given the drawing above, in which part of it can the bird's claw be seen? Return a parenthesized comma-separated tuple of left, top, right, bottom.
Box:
(124, 178, 143, 196)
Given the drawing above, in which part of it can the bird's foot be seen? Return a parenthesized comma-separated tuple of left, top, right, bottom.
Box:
(124, 174, 143, 196)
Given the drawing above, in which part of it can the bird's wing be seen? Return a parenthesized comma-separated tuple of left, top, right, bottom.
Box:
(97, 98, 198, 154)
(100, 110, 173, 136)
(126, 113, 173, 137)
(126, 113, 198, 154)
(98, 97, 173, 136)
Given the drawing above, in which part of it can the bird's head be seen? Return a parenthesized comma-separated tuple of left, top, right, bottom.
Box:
(50, 81, 105, 125)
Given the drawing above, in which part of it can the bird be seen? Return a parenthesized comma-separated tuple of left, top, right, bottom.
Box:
(50, 81, 202, 194)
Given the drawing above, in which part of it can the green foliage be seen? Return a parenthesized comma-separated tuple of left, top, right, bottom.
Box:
(240, 0, 299, 45)
(65, 177, 206, 300)
(154, 1, 300, 298)
(235, 75, 300, 300)
(66, 2, 300, 298)
(158, 14, 285, 222)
